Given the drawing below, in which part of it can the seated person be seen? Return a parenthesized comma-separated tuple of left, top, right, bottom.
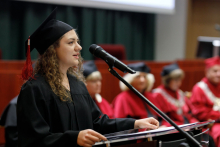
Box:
(0, 96, 18, 147)
(190, 56, 220, 147)
(150, 63, 215, 147)
(153, 63, 198, 127)
(113, 62, 157, 119)
(83, 61, 114, 118)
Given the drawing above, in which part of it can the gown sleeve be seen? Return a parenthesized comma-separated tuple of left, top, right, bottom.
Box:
(87, 95, 136, 135)
(17, 81, 79, 147)
(153, 93, 183, 127)
(190, 86, 220, 121)
(113, 93, 131, 118)
(95, 98, 114, 119)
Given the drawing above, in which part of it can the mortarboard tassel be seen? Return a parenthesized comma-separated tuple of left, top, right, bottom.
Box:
(21, 36, 33, 81)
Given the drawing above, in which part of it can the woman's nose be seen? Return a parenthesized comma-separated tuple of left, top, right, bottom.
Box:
(140, 76, 145, 82)
(75, 43, 82, 51)
(97, 81, 101, 86)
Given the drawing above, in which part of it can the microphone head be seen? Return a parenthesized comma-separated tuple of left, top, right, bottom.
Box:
(88, 43, 136, 74)
(89, 44, 104, 58)
(89, 44, 99, 55)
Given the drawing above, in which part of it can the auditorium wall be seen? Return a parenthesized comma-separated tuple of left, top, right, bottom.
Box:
(155, 0, 188, 61)
(185, 0, 220, 59)
(0, 1, 155, 60)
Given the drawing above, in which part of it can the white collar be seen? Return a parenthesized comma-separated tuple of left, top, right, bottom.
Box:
(95, 94, 102, 103)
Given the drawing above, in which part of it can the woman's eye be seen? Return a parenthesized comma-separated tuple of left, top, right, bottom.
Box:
(68, 42, 73, 44)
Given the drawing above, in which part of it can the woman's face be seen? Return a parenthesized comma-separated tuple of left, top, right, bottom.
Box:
(86, 79, 102, 98)
(131, 72, 148, 93)
(168, 78, 182, 91)
(56, 30, 82, 68)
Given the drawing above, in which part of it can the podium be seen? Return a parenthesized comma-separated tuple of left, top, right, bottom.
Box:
(94, 120, 214, 147)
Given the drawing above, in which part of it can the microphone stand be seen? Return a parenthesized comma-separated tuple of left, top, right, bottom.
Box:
(107, 66, 202, 147)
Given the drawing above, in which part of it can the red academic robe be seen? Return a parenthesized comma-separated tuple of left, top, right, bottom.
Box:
(153, 85, 198, 127)
(191, 77, 220, 147)
(94, 95, 114, 119)
(113, 90, 157, 119)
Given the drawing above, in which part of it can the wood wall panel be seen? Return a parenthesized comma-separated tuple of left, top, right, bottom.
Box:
(0, 70, 24, 145)
(186, 0, 220, 59)
(0, 128, 4, 145)
(0, 59, 205, 144)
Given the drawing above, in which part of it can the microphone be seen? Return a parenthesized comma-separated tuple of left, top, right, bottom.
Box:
(89, 44, 136, 74)
(89, 44, 202, 147)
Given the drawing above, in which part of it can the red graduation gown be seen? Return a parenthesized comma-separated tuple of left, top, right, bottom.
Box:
(153, 85, 198, 127)
(191, 77, 220, 147)
(94, 96, 114, 119)
(191, 77, 220, 120)
(113, 90, 157, 119)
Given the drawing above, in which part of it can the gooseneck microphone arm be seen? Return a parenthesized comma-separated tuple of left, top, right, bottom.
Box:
(107, 66, 201, 147)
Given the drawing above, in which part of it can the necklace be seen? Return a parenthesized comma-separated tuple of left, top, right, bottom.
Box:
(64, 83, 70, 91)
(62, 76, 70, 91)
(62, 80, 70, 91)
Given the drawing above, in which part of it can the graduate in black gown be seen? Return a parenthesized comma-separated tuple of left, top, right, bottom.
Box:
(17, 8, 159, 147)
(0, 96, 18, 147)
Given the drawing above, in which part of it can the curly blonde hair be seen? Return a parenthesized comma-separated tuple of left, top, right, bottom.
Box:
(34, 34, 85, 102)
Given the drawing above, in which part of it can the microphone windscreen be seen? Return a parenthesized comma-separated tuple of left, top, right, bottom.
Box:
(89, 44, 98, 54)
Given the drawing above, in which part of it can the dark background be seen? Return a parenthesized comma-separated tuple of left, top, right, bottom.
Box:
(0, 1, 155, 60)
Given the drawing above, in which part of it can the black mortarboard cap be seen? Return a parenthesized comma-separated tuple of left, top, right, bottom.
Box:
(127, 62, 151, 73)
(83, 61, 98, 78)
(161, 63, 180, 76)
(25, 7, 73, 55)
(22, 8, 73, 81)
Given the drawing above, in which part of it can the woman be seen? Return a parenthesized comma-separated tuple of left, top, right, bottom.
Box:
(153, 63, 198, 126)
(152, 63, 216, 147)
(83, 61, 114, 118)
(17, 8, 159, 147)
(113, 62, 158, 119)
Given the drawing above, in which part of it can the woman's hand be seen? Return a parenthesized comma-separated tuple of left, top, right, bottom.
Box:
(77, 129, 107, 147)
(134, 117, 159, 130)
(158, 125, 167, 129)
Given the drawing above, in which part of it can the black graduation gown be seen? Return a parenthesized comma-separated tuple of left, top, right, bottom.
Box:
(0, 96, 18, 147)
(17, 74, 135, 147)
